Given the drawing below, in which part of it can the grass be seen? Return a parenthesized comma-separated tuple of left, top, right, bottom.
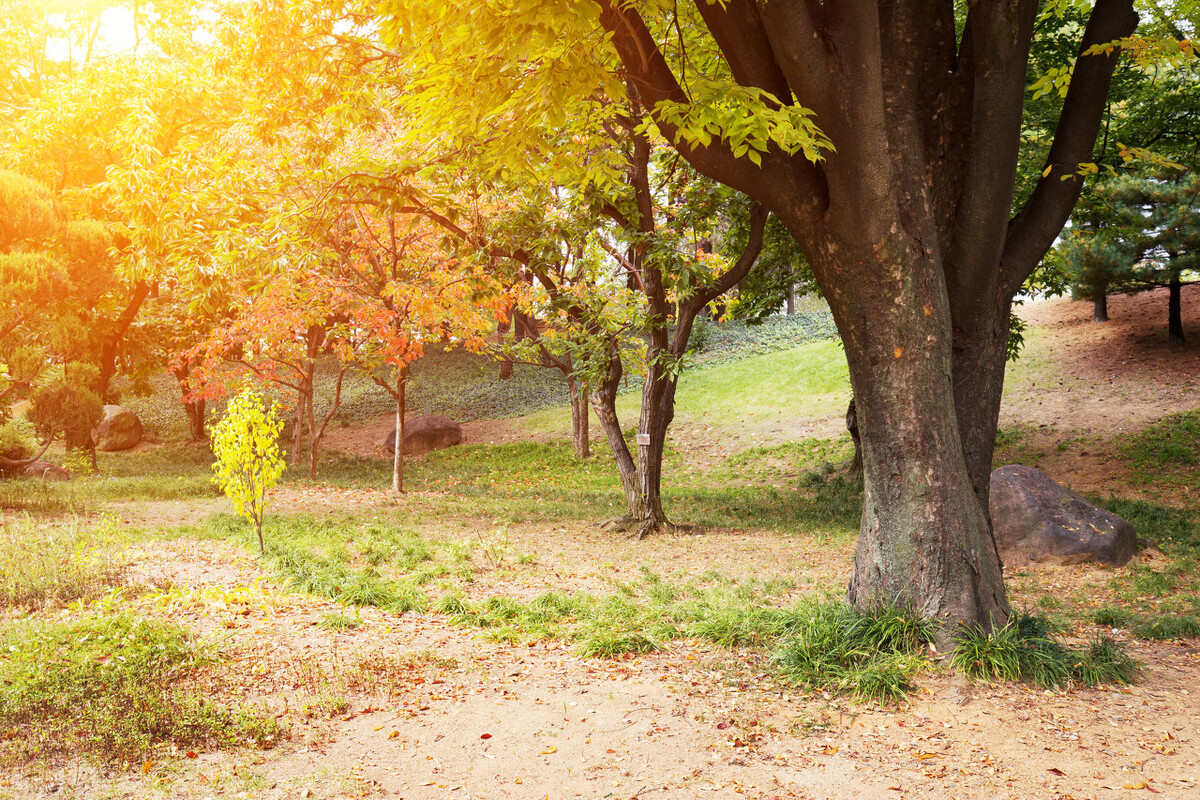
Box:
(772, 599, 932, 704)
(1121, 410, 1200, 492)
(0, 613, 282, 766)
(951, 612, 1140, 688)
(0, 516, 129, 609)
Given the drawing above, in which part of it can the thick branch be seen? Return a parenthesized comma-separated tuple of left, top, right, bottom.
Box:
(1002, 0, 1139, 287)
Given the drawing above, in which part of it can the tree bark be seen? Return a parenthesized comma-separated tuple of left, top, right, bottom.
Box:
(171, 361, 206, 441)
(1093, 292, 1109, 323)
(1168, 273, 1186, 344)
(95, 280, 152, 403)
(568, 375, 590, 459)
(393, 367, 407, 494)
(589, 340, 642, 520)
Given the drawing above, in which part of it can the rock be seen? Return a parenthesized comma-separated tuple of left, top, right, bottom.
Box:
(24, 461, 69, 481)
(92, 405, 143, 452)
(989, 464, 1136, 567)
(383, 415, 463, 456)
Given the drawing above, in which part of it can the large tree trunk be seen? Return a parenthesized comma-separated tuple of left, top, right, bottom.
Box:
(1168, 273, 1185, 344)
(596, 0, 1135, 638)
(1093, 292, 1109, 323)
(810, 222, 1008, 643)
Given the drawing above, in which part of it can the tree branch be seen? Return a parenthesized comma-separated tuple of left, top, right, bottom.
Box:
(1002, 0, 1139, 287)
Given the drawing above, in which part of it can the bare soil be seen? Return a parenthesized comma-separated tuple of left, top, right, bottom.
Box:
(9, 289, 1200, 800)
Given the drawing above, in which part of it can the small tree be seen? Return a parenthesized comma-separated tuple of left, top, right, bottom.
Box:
(210, 389, 285, 555)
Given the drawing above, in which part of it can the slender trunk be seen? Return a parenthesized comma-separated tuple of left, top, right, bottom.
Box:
(290, 390, 306, 466)
(1168, 273, 1185, 344)
(786, 285, 795, 315)
(634, 363, 675, 535)
(172, 363, 207, 440)
(95, 280, 152, 403)
(1093, 292, 1109, 322)
(589, 342, 641, 517)
(568, 375, 590, 459)
(307, 366, 346, 481)
(392, 367, 407, 494)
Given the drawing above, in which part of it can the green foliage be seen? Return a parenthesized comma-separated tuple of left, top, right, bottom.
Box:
(26, 363, 104, 450)
(210, 389, 286, 554)
(773, 600, 932, 704)
(0, 418, 34, 463)
(951, 612, 1140, 687)
(0, 613, 282, 766)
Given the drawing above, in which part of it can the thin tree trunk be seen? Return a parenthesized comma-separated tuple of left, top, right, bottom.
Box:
(568, 375, 590, 459)
(589, 343, 641, 519)
(1168, 273, 1185, 344)
(392, 368, 407, 494)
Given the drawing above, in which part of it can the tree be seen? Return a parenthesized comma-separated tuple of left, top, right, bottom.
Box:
(1063, 171, 1200, 341)
(210, 388, 286, 555)
(374, 0, 1159, 638)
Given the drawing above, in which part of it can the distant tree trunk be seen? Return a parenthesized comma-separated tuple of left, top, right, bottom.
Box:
(392, 366, 407, 494)
(1168, 273, 1185, 344)
(497, 311, 514, 380)
(171, 361, 206, 440)
(786, 285, 796, 315)
(1093, 292, 1109, 322)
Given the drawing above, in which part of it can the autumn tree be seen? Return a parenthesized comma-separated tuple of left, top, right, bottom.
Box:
(365, 0, 1180, 639)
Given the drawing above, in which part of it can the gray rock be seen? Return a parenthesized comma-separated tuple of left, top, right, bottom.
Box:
(383, 415, 463, 457)
(24, 461, 69, 481)
(990, 464, 1136, 567)
(92, 405, 143, 452)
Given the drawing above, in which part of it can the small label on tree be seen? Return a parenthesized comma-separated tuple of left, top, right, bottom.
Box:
(636, 433, 651, 446)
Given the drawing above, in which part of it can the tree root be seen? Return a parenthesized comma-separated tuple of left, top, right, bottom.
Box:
(596, 516, 677, 540)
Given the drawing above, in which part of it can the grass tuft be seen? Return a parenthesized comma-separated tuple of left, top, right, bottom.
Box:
(951, 612, 1139, 687)
(772, 599, 932, 703)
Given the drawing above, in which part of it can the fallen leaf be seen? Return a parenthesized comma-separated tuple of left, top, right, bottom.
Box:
(540, 746, 557, 755)
(480, 733, 492, 740)
(1048, 767, 1065, 776)
(185, 751, 198, 759)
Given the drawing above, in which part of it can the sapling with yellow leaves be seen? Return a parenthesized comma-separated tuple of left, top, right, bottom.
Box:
(210, 389, 286, 555)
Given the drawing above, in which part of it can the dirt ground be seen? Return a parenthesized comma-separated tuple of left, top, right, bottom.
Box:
(10, 289, 1200, 800)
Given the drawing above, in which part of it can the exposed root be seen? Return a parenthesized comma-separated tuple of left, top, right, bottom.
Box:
(597, 516, 638, 532)
(629, 517, 676, 541)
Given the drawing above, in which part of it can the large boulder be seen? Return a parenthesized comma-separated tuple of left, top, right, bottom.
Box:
(383, 415, 462, 457)
(989, 465, 1136, 567)
(92, 405, 143, 452)
(24, 461, 69, 481)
